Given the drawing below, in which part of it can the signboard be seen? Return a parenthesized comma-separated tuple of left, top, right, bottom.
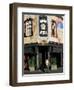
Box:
(39, 15, 48, 37)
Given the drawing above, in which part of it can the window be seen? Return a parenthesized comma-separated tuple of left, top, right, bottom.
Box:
(51, 20, 57, 37)
(24, 17, 33, 37)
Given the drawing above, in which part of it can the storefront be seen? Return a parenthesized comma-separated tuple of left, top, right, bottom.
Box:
(24, 42, 63, 74)
(23, 14, 63, 74)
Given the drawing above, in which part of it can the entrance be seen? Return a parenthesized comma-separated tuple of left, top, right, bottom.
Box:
(38, 46, 48, 72)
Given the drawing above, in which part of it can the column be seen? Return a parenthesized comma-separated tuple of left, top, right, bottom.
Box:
(61, 52, 63, 67)
(48, 47, 51, 70)
(35, 46, 39, 69)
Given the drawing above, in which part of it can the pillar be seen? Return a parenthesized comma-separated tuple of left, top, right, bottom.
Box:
(35, 46, 39, 69)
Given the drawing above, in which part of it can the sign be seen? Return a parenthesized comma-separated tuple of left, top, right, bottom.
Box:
(39, 15, 48, 36)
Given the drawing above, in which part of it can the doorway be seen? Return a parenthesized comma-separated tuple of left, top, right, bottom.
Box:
(38, 46, 48, 72)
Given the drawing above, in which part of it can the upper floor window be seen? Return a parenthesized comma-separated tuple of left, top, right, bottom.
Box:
(51, 20, 58, 38)
(24, 18, 33, 37)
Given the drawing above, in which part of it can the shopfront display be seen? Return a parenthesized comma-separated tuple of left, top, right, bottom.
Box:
(23, 43, 63, 74)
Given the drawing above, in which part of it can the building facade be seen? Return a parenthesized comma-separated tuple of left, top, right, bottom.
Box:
(23, 14, 63, 74)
